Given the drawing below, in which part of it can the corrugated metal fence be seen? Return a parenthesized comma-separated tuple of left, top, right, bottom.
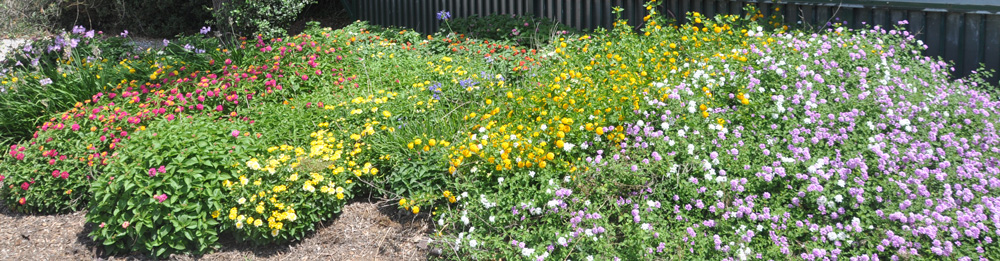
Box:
(344, 0, 1000, 83)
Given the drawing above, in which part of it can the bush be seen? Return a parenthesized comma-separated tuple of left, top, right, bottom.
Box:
(220, 141, 356, 244)
(86, 114, 261, 257)
(217, 0, 316, 39)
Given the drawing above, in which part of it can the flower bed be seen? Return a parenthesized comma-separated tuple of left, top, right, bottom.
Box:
(2, 1, 999, 260)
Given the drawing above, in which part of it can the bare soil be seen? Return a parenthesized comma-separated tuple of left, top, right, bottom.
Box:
(0, 196, 434, 260)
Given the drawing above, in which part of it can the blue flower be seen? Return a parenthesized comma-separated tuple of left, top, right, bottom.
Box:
(459, 78, 478, 88)
(437, 10, 451, 21)
(72, 25, 86, 34)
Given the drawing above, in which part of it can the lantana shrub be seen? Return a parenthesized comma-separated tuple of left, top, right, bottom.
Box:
(405, 3, 1000, 261)
(86, 114, 260, 257)
(3, 1, 1000, 259)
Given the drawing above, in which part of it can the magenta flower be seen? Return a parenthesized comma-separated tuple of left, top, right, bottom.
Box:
(148, 168, 157, 177)
(231, 130, 240, 137)
(158, 165, 166, 173)
(154, 194, 168, 203)
(70, 123, 80, 131)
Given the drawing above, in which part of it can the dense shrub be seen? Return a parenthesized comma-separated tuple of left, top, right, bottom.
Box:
(86, 114, 260, 257)
(217, 0, 316, 38)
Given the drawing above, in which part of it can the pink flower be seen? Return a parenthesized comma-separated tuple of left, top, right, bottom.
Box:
(21, 182, 29, 190)
(231, 130, 240, 137)
(0, 175, 5, 182)
(71, 123, 80, 131)
(122, 221, 130, 229)
(165, 114, 175, 121)
(158, 165, 166, 173)
(99, 222, 105, 228)
(52, 170, 61, 178)
(196, 104, 204, 110)
(61, 171, 69, 179)
(49, 159, 56, 165)
(154, 193, 168, 203)
(216, 105, 223, 112)
(149, 168, 157, 177)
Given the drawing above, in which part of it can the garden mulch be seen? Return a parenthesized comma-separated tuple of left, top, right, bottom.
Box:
(0, 196, 434, 260)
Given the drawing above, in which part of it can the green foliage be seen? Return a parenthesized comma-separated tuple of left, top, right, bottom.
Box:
(217, 0, 316, 38)
(220, 144, 355, 244)
(86, 114, 261, 257)
(0, 126, 94, 213)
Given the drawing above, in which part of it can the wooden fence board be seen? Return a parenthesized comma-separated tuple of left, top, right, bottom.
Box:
(964, 14, 983, 77)
(945, 12, 964, 72)
(985, 15, 1000, 83)
(925, 11, 944, 58)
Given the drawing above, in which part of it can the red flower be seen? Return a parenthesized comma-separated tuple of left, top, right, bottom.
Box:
(61, 171, 69, 179)
(20, 182, 29, 190)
